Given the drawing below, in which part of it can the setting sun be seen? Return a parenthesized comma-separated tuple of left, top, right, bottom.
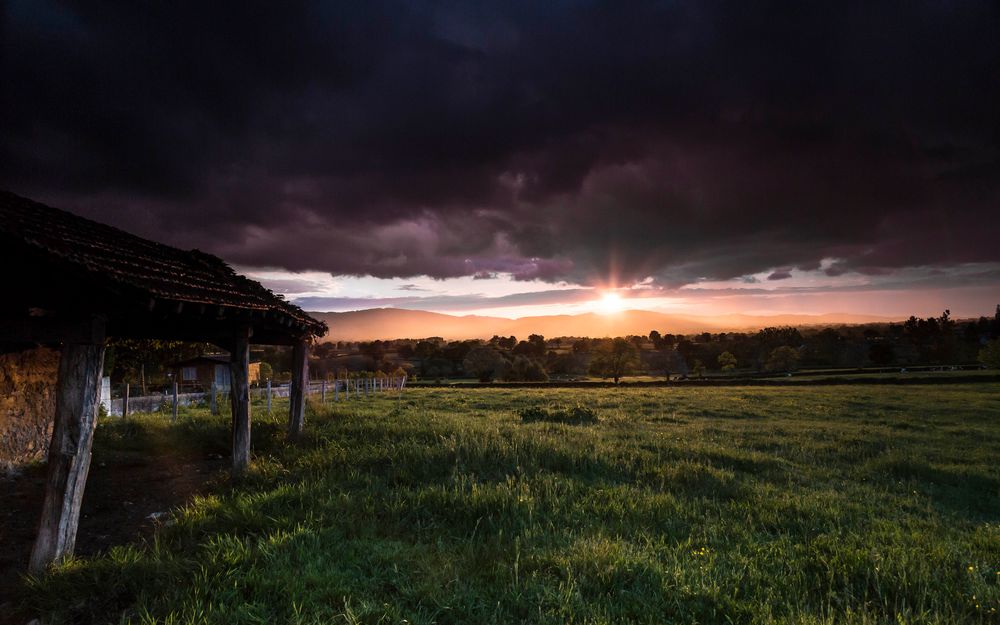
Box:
(598, 291, 624, 314)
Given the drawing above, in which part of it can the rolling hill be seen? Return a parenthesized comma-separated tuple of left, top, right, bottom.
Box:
(307, 308, 895, 341)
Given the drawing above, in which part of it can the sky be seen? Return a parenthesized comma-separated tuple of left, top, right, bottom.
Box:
(1, 1, 998, 319)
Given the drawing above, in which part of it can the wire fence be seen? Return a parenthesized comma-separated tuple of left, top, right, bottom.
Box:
(99, 375, 407, 418)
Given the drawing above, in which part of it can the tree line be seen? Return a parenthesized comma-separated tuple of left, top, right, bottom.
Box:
(313, 306, 1000, 383)
(103, 306, 1000, 387)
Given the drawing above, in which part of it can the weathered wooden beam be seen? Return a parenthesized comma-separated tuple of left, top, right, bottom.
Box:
(287, 338, 309, 440)
(229, 326, 252, 476)
(28, 319, 106, 574)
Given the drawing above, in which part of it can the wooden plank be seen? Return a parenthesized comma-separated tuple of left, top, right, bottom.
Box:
(28, 324, 105, 574)
(287, 339, 309, 440)
(229, 327, 252, 476)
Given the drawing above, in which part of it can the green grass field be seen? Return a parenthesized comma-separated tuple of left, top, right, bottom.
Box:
(19, 385, 1000, 624)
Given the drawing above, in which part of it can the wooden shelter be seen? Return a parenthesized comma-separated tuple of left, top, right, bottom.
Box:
(0, 189, 326, 574)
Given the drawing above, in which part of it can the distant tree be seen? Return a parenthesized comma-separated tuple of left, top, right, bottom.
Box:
(868, 341, 895, 366)
(504, 355, 548, 382)
(979, 339, 1000, 370)
(692, 359, 706, 378)
(649, 330, 662, 346)
(414, 341, 439, 359)
(754, 327, 803, 369)
(717, 351, 737, 372)
(462, 348, 508, 382)
(572, 339, 591, 354)
(497, 336, 518, 350)
(258, 362, 273, 381)
(528, 334, 547, 357)
(548, 352, 587, 376)
(589, 338, 640, 384)
(766, 346, 800, 372)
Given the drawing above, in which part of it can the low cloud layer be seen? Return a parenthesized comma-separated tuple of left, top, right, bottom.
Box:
(2, 1, 998, 291)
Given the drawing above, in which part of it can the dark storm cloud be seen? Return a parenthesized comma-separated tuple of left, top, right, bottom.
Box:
(2, 0, 999, 287)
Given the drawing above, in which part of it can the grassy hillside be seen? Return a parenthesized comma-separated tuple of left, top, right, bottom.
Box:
(18, 385, 1000, 624)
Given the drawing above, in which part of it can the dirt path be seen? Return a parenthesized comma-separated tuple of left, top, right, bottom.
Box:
(0, 452, 227, 621)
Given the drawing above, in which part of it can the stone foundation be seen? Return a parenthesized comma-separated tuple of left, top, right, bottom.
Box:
(0, 347, 59, 472)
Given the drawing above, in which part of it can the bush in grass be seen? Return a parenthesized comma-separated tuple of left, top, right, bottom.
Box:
(519, 405, 599, 425)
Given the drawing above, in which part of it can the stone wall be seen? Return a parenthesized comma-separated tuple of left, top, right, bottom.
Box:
(0, 347, 59, 472)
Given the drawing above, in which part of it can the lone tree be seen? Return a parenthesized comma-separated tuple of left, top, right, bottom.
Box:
(766, 345, 800, 372)
(717, 351, 737, 372)
(589, 337, 640, 383)
(462, 347, 508, 382)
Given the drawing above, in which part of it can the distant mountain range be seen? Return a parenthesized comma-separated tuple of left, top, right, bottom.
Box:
(307, 308, 897, 341)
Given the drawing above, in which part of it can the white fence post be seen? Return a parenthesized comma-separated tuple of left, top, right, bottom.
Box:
(100, 376, 111, 415)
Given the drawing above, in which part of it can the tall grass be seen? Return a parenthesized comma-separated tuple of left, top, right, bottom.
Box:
(20, 385, 1000, 624)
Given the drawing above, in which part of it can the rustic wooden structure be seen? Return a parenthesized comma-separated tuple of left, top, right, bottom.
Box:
(0, 190, 326, 574)
(166, 354, 262, 391)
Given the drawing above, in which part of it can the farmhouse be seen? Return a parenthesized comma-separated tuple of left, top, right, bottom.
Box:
(167, 354, 263, 391)
(0, 189, 326, 574)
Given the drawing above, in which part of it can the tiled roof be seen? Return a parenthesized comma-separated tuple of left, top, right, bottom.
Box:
(0, 189, 325, 335)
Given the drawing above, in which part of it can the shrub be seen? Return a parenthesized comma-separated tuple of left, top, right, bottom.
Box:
(519, 405, 599, 425)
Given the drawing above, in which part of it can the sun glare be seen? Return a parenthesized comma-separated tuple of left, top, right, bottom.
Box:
(598, 291, 624, 314)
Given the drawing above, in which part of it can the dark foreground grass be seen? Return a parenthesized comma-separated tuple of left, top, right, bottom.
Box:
(18, 385, 1000, 624)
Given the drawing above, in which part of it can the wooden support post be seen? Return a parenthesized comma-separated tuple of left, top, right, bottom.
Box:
(29, 319, 105, 574)
(171, 382, 178, 421)
(229, 327, 252, 476)
(122, 383, 130, 420)
(321, 379, 327, 403)
(287, 338, 309, 440)
(334, 378, 339, 402)
(266, 378, 272, 416)
(210, 382, 218, 415)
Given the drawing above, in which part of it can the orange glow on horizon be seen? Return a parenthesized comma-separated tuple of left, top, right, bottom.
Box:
(597, 291, 625, 314)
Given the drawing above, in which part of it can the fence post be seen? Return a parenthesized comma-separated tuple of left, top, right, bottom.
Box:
(266, 379, 272, 416)
(172, 381, 179, 422)
(334, 379, 339, 402)
(210, 382, 218, 415)
(321, 379, 327, 403)
(122, 382, 130, 420)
